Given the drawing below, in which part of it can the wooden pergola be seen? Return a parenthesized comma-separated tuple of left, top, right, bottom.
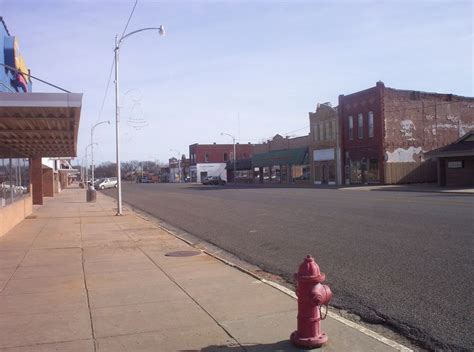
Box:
(0, 92, 82, 158)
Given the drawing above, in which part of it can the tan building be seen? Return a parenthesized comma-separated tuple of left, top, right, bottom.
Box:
(308, 103, 341, 185)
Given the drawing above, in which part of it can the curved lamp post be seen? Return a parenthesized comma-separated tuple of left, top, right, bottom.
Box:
(91, 120, 110, 185)
(114, 25, 165, 215)
(85, 143, 98, 185)
(221, 132, 236, 182)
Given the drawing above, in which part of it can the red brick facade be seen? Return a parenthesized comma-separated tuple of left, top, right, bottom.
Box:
(339, 82, 384, 184)
(339, 82, 474, 184)
(189, 143, 254, 165)
(42, 168, 54, 197)
(31, 156, 43, 205)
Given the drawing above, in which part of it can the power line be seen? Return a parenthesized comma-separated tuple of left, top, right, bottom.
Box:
(93, 0, 139, 125)
(0, 62, 70, 93)
(282, 126, 310, 135)
(121, 0, 138, 39)
(94, 58, 114, 125)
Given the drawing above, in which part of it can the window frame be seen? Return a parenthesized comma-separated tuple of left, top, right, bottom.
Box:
(368, 111, 374, 138)
(358, 113, 364, 139)
(348, 116, 354, 140)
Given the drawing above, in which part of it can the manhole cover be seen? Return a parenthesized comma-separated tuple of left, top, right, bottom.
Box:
(165, 250, 201, 257)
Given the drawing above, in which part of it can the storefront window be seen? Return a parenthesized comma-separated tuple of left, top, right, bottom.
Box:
(0, 158, 30, 207)
(234, 170, 253, 182)
(350, 161, 362, 183)
(281, 165, 288, 182)
(263, 167, 270, 181)
(292, 165, 310, 181)
(271, 165, 281, 182)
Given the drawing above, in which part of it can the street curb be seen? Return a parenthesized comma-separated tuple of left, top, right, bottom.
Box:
(100, 193, 413, 352)
(157, 220, 413, 352)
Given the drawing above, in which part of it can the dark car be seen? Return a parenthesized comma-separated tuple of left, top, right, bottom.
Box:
(204, 176, 226, 185)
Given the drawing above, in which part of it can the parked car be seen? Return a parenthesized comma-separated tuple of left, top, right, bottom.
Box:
(136, 176, 153, 183)
(97, 178, 118, 190)
(93, 178, 104, 188)
(203, 176, 226, 185)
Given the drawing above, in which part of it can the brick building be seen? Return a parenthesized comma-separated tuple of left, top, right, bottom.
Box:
(426, 131, 474, 187)
(189, 143, 253, 183)
(251, 134, 310, 184)
(339, 82, 474, 185)
(308, 103, 341, 185)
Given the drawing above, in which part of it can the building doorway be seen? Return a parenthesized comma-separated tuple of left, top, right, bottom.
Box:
(322, 164, 329, 184)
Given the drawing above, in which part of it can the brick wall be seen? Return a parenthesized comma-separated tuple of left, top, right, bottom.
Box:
(338, 82, 385, 183)
(0, 193, 32, 238)
(309, 104, 338, 150)
(383, 88, 474, 184)
(31, 156, 43, 205)
(253, 134, 310, 154)
(42, 168, 54, 197)
(189, 144, 254, 165)
(383, 89, 474, 159)
(309, 103, 339, 184)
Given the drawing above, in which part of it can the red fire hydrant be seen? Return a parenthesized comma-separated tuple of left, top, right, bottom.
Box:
(290, 255, 332, 348)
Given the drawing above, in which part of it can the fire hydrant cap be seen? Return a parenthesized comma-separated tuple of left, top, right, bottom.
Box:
(296, 255, 325, 283)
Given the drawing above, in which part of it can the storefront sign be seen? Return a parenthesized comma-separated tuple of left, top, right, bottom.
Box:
(447, 161, 463, 169)
(4, 36, 30, 91)
(314, 148, 334, 161)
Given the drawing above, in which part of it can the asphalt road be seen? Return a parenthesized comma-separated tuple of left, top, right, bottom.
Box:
(104, 183, 473, 351)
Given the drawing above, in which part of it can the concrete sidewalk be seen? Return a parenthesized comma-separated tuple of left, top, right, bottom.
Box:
(0, 188, 410, 351)
(339, 183, 474, 194)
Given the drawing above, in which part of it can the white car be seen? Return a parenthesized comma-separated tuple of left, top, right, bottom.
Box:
(97, 178, 118, 190)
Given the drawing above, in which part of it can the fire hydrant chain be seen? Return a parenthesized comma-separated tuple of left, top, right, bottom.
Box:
(319, 304, 328, 320)
(290, 255, 333, 348)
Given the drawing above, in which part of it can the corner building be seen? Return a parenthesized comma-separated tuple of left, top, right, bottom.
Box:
(339, 82, 474, 185)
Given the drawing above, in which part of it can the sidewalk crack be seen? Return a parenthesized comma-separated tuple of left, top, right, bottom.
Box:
(79, 207, 97, 352)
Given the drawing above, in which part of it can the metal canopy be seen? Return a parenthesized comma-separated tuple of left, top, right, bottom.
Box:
(0, 92, 82, 158)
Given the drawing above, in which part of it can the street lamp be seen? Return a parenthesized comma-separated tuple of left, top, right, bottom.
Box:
(91, 120, 110, 186)
(114, 25, 165, 215)
(221, 132, 236, 182)
(85, 143, 98, 185)
(170, 149, 181, 182)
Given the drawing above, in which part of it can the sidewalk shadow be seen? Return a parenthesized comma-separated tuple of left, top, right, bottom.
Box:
(186, 339, 317, 351)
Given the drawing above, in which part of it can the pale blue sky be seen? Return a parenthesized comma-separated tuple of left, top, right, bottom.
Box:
(1, 0, 473, 163)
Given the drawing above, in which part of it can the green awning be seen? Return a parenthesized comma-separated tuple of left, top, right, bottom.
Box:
(251, 148, 309, 167)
